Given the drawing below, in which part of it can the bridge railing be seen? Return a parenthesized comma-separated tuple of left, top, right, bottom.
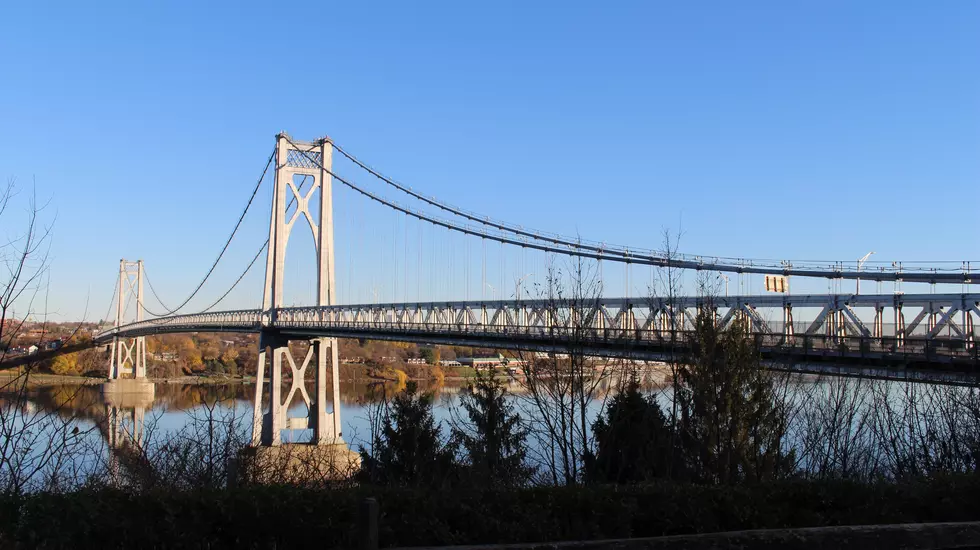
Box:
(273, 295, 980, 340)
(95, 309, 263, 341)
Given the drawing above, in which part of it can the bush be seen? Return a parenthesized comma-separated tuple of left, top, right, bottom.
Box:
(3, 476, 980, 548)
(677, 313, 795, 484)
(452, 369, 534, 487)
(585, 375, 677, 484)
(358, 382, 456, 487)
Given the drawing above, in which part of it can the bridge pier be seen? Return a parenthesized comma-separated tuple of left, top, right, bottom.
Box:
(251, 335, 342, 446)
(245, 332, 357, 482)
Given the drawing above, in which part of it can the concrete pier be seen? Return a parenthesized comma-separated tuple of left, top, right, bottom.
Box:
(101, 378, 155, 408)
(237, 442, 361, 484)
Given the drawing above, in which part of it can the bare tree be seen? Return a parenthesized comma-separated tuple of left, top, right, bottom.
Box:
(868, 381, 980, 478)
(647, 228, 686, 479)
(517, 254, 622, 485)
(787, 375, 880, 480)
(0, 178, 110, 494)
(0, 179, 53, 362)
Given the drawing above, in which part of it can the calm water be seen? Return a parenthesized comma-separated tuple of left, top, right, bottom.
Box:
(2, 370, 970, 489)
(5, 372, 662, 459)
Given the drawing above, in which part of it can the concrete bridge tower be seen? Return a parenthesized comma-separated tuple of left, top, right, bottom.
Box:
(251, 133, 346, 453)
(108, 259, 147, 379)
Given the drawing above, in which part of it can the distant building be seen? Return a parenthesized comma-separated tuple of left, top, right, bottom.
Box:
(406, 358, 427, 365)
(457, 354, 505, 369)
(439, 360, 462, 367)
(27, 345, 38, 355)
(534, 351, 568, 360)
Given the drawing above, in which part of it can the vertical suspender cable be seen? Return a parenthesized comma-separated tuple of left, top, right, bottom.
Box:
(403, 213, 408, 304)
(415, 220, 423, 302)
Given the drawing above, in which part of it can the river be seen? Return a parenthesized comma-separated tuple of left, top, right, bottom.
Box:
(1, 370, 977, 490)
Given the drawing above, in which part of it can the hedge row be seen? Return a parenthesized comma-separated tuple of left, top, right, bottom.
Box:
(3, 476, 980, 548)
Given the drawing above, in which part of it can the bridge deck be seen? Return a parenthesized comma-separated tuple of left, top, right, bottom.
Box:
(92, 294, 979, 381)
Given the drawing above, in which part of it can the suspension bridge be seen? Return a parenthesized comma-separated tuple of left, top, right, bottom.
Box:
(87, 133, 978, 450)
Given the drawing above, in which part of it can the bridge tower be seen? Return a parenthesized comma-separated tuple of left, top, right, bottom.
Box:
(252, 133, 343, 448)
(108, 259, 147, 379)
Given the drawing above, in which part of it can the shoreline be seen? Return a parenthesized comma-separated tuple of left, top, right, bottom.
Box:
(1, 363, 673, 389)
(0, 370, 475, 389)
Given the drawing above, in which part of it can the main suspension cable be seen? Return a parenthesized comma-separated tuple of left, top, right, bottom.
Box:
(334, 140, 743, 265)
(138, 146, 275, 316)
(99, 273, 120, 329)
(292, 137, 974, 284)
(141, 269, 174, 317)
(141, 173, 311, 318)
(200, 241, 268, 312)
(333, 140, 973, 275)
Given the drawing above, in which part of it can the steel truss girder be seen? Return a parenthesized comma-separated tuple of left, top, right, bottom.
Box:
(97, 293, 980, 344)
(95, 294, 980, 378)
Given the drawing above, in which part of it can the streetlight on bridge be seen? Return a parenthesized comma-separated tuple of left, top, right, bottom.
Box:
(516, 273, 534, 300)
(857, 251, 875, 295)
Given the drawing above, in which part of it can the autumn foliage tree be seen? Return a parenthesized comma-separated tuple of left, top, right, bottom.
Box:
(219, 348, 239, 375)
(48, 353, 78, 376)
(176, 336, 203, 373)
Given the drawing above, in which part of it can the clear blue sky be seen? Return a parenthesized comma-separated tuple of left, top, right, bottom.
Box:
(1, 1, 977, 320)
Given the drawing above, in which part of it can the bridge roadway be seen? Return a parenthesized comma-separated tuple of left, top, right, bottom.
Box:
(94, 293, 980, 379)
